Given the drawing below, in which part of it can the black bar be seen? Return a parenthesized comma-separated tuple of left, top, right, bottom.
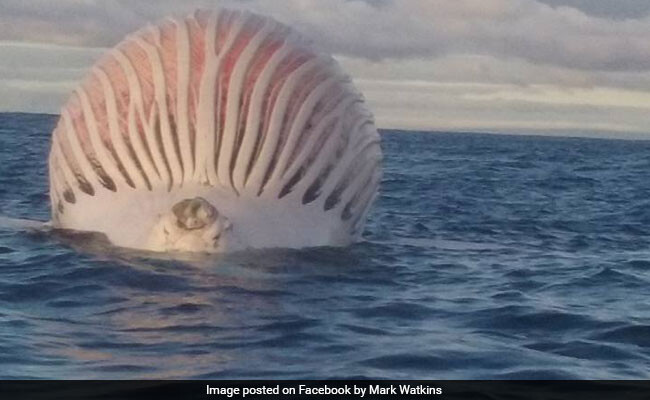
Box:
(1, 380, 649, 400)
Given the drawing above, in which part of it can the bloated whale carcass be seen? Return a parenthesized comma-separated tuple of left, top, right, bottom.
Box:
(48, 8, 382, 253)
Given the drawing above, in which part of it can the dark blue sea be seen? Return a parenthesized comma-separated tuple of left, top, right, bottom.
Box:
(1, 112, 649, 379)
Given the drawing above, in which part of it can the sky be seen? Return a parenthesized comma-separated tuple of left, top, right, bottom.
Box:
(0, 0, 649, 138)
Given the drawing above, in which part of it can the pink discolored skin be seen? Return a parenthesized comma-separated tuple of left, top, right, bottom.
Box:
(49, 9, 381, 252)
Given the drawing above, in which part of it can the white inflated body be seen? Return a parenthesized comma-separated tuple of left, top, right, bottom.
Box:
(48, 9, 382, 253)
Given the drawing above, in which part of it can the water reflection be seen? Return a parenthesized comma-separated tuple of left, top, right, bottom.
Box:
(34, 230, 391, 378)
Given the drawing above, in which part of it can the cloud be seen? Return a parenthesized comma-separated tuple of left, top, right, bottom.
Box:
(537, 0, 650, 19)
(338, 54, 650, 91)
(341, 54, 650, 134)
(0, 0, 649, 136)
(0, 0, 649, 72)
(354, 77, 650, 135)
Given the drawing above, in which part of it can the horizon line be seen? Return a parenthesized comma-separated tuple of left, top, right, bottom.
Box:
(1, 110, 649, 141)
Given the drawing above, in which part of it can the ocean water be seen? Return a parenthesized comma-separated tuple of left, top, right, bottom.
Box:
(0, 112, 649, 379)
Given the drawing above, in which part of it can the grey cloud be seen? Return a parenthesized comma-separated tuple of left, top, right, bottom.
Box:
(339, 54, 650, 92)
(1, 0, 650, 136)
(0, 42, 102, 70)
(280, 1, 650, 72)
(366, 83, 650, 136)
(0, 79, 71, 114)
(0, 0, 649, 73)
(536, 0, 650, 20)
(0, 42, 102, 113)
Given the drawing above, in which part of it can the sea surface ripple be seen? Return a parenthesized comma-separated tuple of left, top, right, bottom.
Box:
(0, 113, 649, 379)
